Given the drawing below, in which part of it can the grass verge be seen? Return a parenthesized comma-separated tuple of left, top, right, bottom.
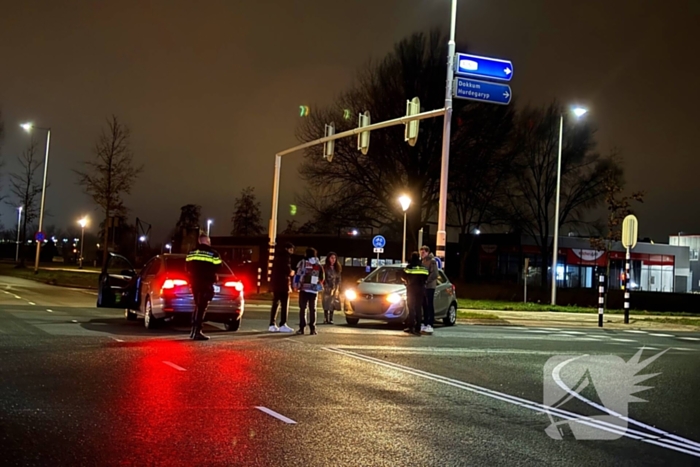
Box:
(457, 298, 697, 317)
(457, 310, 500, 320)
(0, 263, 98, 289)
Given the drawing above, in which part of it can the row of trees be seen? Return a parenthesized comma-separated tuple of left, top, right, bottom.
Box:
(293, 29, 641, 283)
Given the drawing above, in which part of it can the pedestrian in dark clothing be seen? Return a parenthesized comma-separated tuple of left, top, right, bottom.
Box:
(420, 245, 438, 335)
(185, 234, 222, 341)
(322, 252, 342, 325)
(269, 242, 295, 333)
(401, 252, 428, 336)
(292, 248, 325, 335)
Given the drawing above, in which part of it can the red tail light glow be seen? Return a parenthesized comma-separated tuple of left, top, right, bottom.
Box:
(162, 279, 188, 290)
(224, 281, 244, 292)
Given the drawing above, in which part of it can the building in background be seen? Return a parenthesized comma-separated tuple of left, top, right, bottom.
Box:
(669, 233, 700, 292)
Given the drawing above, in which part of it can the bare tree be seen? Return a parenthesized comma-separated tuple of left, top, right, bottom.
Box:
(506, 102, 619, 286)
(231, 186, 264, 236)
(8, 136, 44, 264)
(75, 115, 143, 265)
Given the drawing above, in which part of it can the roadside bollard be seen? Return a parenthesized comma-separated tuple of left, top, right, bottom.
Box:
(598, 274, 605, 327)
(257, 268, 261, 294)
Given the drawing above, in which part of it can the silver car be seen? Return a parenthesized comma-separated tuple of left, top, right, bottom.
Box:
(342, 264, 457, 326)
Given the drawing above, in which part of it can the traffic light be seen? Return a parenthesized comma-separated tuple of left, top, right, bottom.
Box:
(404, 97, 420, 146)
(357, 111, 370, 155)
(343, 109, 351, 120)
(323, 123, 335, 162)
(299, 105, 310, 117)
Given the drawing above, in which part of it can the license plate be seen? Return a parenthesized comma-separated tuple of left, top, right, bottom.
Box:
(213, 285, 220, 293)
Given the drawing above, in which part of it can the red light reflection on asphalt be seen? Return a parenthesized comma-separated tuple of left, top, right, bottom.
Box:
(111, 340, 258, 465)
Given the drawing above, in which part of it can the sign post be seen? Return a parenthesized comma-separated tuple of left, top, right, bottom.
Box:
(621, 215, 639, 324)
(523, 258, 529, 303)
(372, 235, 386, 270)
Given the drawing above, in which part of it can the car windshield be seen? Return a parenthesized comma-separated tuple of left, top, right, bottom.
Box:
(363, 267, 404, 284)
(165, 257, 235, 277)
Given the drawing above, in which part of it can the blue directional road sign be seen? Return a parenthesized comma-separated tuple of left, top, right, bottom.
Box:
(454, 77, 512, 105)
(372, 235, 386, 249)
(35, 231, 45, 242)
(455, 53, 514, 82)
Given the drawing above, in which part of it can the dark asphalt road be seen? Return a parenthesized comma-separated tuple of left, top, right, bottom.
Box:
(0, 277, 699, 466)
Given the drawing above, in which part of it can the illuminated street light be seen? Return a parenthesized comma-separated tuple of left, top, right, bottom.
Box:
(20, 122, 51, 274)
(15, 207, 23, 263)
(207, 219, 213, 237)
(165, 243, 172, 253)
(139, 235, 147, 242)
(78, 217, 88, 268)
(551, 106, 589, 305)
(398, 195, 412, 263)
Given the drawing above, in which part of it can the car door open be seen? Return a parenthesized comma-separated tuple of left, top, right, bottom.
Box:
(97, 254, 138, 309)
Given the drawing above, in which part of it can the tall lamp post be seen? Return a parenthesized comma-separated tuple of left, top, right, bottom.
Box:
(15, 206, 23, 263)
(20, 123, 51, 274)
(207, 219, 213, 237)
(436, 0, 458, 267)
(78, 217, 88, 269)
(551, 107, 588, 305)
(399, 195, 412, 263)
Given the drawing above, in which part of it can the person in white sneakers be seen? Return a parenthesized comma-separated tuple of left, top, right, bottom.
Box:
(420, 245, 438, 335)
(268, 242, 295, 333)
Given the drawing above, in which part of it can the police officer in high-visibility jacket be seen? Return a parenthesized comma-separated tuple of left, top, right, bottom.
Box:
(185, 234, 222, 341)
(401, 251, 429, 336)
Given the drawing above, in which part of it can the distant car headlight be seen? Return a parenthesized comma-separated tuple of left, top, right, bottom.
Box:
(345, 289, 357, 301)
(386, 293, 404, 304)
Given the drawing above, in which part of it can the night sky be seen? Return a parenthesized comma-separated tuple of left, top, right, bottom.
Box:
(0, 0, 697, 243)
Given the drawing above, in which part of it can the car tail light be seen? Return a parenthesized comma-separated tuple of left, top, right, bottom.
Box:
(224, 281, 244, 292)
(162, 279, 188, 290)
(451, 284, 456, 295)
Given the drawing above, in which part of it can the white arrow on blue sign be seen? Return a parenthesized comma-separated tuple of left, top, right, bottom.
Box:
(454, 77, 512, 105)
(455, 53, 513, 82)
(372, 235, 386, 249)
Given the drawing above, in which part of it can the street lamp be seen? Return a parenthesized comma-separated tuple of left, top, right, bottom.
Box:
(551, 106, 588, 305)
(436, 0, 459, 268)
(207, 219, 213, 237)
(15, 206, 23, 263)
(78, 217, 88, 269)
(398, 195, 412, 263)
(139, 235, 147, 243)
(165, 243, 172, 253)
(21, 122, 51, 274)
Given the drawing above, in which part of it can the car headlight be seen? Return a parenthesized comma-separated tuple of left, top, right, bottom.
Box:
(386, 293, 404, 304)
(345, 289, 357, 301)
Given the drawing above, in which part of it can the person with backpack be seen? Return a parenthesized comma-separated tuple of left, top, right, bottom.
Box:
(293, 247, 325, 335)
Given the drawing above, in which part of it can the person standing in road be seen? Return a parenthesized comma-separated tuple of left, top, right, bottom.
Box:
(185, 234, 222, 341)
(401, 252, 428, 336)
(322, 252, 342, 325)
(269, 242, 295, 333)
(420, 245, 438, 335)
(292, 247, 325, 335)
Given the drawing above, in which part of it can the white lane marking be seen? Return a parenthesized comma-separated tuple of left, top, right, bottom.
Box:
(673, 348, 696, 351)
(636, 346, 660, 350)
(575, 337, 602, 341)
(27, 301, 36, 305)
(110, 337, 124, 343)
(3, 291, 10, 294)
(71, 320, 78, 323)
(13, 295, 21, 299)
(329, 345, 582, 355)
(46, 309, 53, 313)
(558, 331, 586, 335)
(551, 351, 700, 454)
(255, 406, 297, 424)
(678, 337, 700, 341)
(326, 348, 700, 458)
(649, 333, 675, 337)
(523, 330, 550, 333)
(538, 328, 561, 331)
(162, 361, 187, 371)
(624, 330, 649, 334)
(611, 338, 636, 342)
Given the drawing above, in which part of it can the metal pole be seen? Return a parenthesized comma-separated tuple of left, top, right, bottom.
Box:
(436, 0, 458, 268)
(34, 129, 51, 274)
(624, 247, 630, 324)
(267, 154, 282, 282)
(550, 115, 564, 304)
(402, 211, 407, 263)
(15, 207, 22, 263)
(79, 226, 85, 269)
(598, 273, 605, 327)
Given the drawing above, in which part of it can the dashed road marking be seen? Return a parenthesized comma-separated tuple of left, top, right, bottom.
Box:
(46, 309, 53, 313)
(110, 337, 124, 342)
(678, 337, 700, 342)
(523, 330, 550, 333)
(13, 295, 21, 299)
(673, 347, 696, 351)
(624, 330, 649, 334)
(71, 320, 78, 323)
(255, 406, 297, 424)
(649, 333, 675, 337)
(558, 331, 586, 335)
(27, 301, 36, 305)
(636, 346, 660, 350)
(611, 338, 636, 342)
(163, 361, 187, 371)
